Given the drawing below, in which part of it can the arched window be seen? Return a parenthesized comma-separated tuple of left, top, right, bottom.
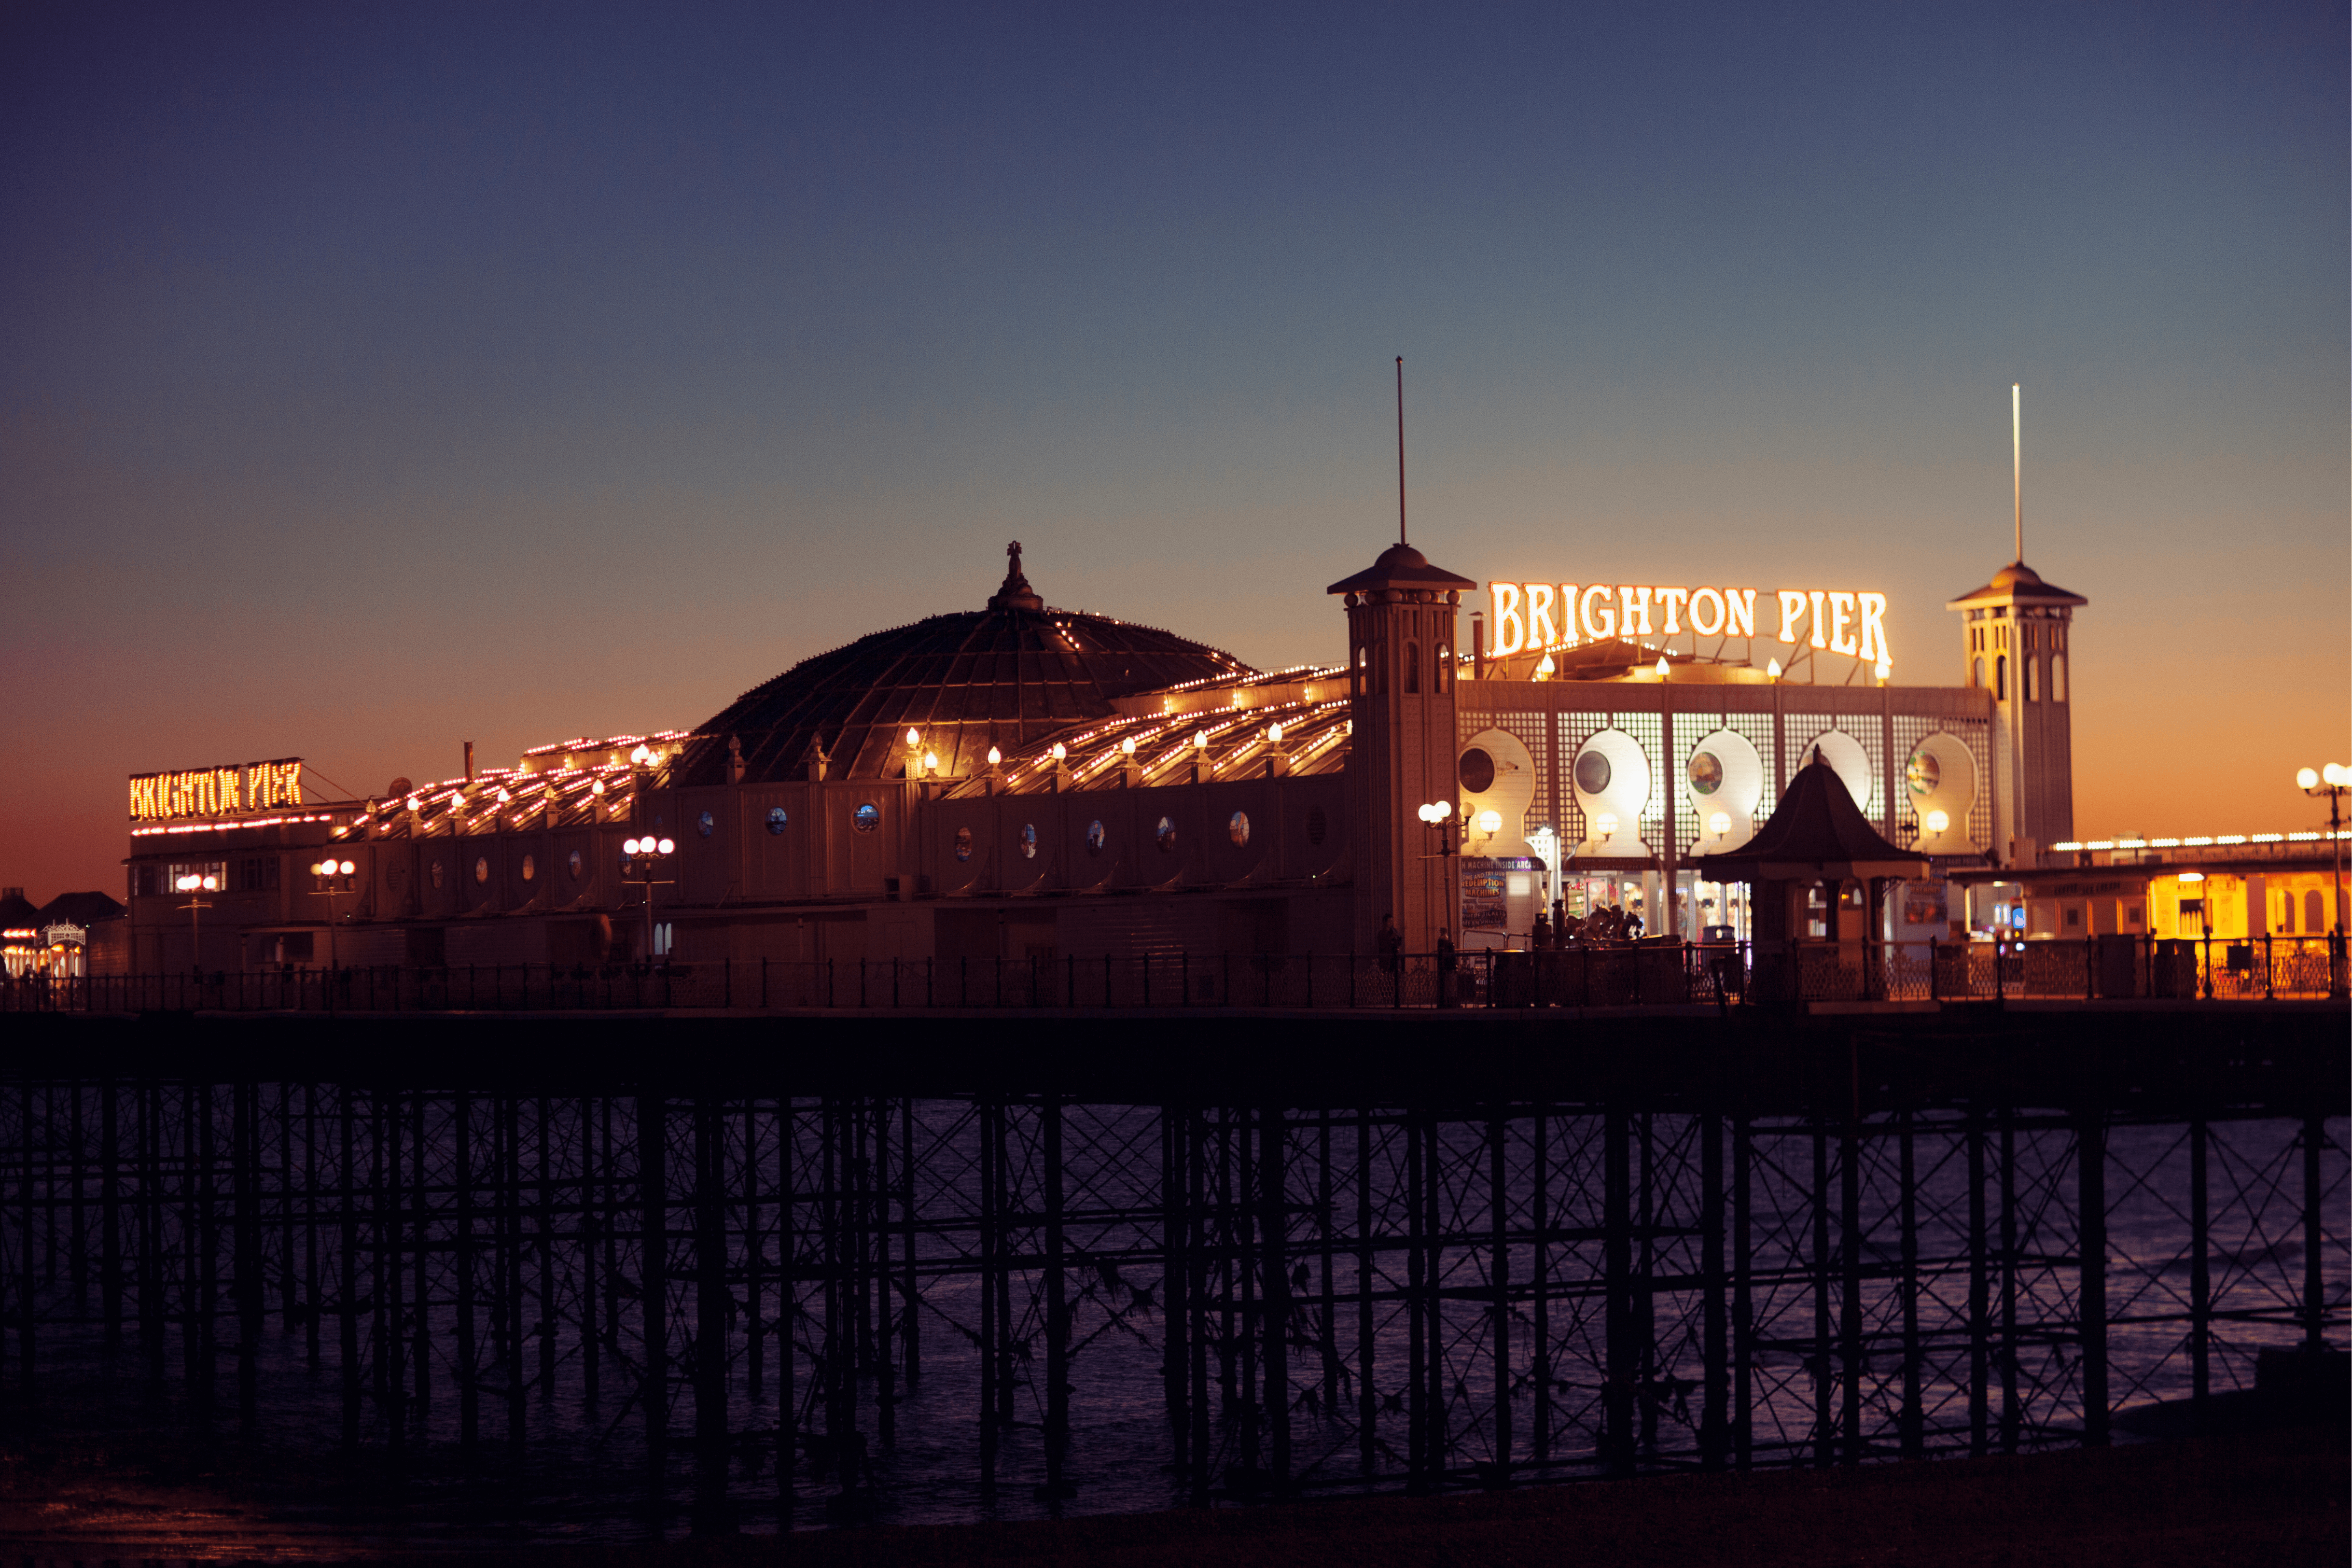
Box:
(2052, 653, 2067, 702)
(1435, 644, 1451, 693)
(2309, 889, 2328, 933)
(2025, 655, 2039, 702)
(1995, 656, 2007, 701)
(1404, 641, 1420, 694)
(1354, 645, 1368, 696)
(1372, 644, 1387, 695)
(1970, 656, 1984, 690)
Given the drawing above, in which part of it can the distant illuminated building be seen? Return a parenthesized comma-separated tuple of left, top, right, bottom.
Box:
(2, 887, 122, 977)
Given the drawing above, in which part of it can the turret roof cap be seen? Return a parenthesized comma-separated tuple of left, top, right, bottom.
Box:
(1326, 541, 1477, 595)
(1946, 558, 2087, 610)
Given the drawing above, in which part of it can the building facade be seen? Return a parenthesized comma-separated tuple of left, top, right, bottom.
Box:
(110, 540, 2117, 974)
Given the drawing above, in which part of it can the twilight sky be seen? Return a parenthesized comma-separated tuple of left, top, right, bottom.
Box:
(3, 2, 2345, 899)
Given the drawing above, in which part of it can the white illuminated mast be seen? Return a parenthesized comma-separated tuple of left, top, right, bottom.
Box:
(1395, 355, 1408, 547)
(2012, 382, 2023, 563)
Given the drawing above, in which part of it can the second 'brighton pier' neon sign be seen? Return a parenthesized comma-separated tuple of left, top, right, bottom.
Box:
(1485, 582, 1892, 666)
(128, 758, 304, 822)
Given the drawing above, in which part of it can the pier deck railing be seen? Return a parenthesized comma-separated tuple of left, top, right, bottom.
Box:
(6, 932, 2344, 1012)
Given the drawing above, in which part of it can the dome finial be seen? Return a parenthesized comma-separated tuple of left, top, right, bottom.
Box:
(989, 539, 1043, 612)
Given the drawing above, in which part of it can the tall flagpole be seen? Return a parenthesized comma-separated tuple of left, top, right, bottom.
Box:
(1396, 356, 1408, 546)
(2012, 382, 2023, 563)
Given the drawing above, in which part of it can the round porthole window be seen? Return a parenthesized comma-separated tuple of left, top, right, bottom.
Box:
(766, 806, 788, 836)
(521, 854, 536, 881)
(1156, 816, 1178, 852)
(568, 849, 582, 879)
(853, 803, 881, 833)
(474, 857, 490, 885)
(1020, 823, 1038, 860)
(1573, 749, 1613, 796)
(1458, 747, 1497, 793)
(1305, 807, 1326, 846)
(1085, 820, 1107, 855)
(1229, 810, 1250, 847)
(430, 860, 444, 889)
(1905, 749, 1941, 797)
(1688, 751, 1724, 796)
(954, 827, 974, 862)
(698, 810, 715, 837)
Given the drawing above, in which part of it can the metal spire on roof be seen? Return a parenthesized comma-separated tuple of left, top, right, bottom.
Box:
(1395, 356, 1408, 547)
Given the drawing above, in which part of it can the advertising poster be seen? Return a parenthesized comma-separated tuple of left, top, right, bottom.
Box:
(1460, 856, 1539, 935)
(1460, 857, 1508, 933)
(1901, 880, 1948, 928)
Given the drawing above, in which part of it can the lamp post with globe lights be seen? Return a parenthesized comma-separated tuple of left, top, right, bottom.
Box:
(1415, 799, 1456, 857)
(2296, 763, 2348, 996)
(621, 835, 676, 967)
(309, 858, 357, 971)
(174, 871, 219, 976)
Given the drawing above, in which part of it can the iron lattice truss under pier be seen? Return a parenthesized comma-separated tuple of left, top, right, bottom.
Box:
(0, 1072, 2340, 1534)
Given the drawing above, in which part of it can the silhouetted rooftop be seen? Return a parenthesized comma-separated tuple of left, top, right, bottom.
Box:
(675, 544, 1249, 785)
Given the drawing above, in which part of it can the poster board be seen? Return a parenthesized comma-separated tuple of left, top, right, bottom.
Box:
(1460, 856, 1539, 935)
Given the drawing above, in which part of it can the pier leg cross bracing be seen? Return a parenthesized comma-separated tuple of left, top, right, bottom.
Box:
(0, 1013, 2343, 1533)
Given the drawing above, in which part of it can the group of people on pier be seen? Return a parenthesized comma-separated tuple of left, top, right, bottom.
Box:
(1531, 899, 1646, 949)
(1374, 899, 1653, 964)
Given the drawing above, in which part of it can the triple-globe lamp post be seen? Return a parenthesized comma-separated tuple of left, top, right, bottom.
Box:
(1415, 798, 1455, 857)
(623, 743, 677, 967)
(309, 857, 356, 972)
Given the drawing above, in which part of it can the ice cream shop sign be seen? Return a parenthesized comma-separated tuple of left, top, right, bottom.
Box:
(1486, 582, 1893, 668)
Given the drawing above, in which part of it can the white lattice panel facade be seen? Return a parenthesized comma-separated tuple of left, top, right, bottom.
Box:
(1461, 679, 2008, 871)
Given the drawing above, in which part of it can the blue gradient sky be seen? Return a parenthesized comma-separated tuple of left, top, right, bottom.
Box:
(4, 2, 2345, 897)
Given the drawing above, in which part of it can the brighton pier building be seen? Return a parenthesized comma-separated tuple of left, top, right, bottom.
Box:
(112, 538, 2098, 975)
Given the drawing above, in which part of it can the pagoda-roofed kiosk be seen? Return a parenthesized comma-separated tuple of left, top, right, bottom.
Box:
(1692, 751, 1928, 1001)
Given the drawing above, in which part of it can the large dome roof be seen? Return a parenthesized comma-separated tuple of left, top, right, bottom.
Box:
(675, 544, 1250, 785)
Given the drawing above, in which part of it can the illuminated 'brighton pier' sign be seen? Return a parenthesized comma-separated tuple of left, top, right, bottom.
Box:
(1486, 582, 1892, 666)
(128, 758, 304, 822)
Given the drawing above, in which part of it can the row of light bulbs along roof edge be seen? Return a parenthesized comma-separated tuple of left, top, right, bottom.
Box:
(2052, 831, 2350, 851)
(2047, 765, 2352, 852)
(1417, 803, 1960, 839)
(135, 716, 1330, 837)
